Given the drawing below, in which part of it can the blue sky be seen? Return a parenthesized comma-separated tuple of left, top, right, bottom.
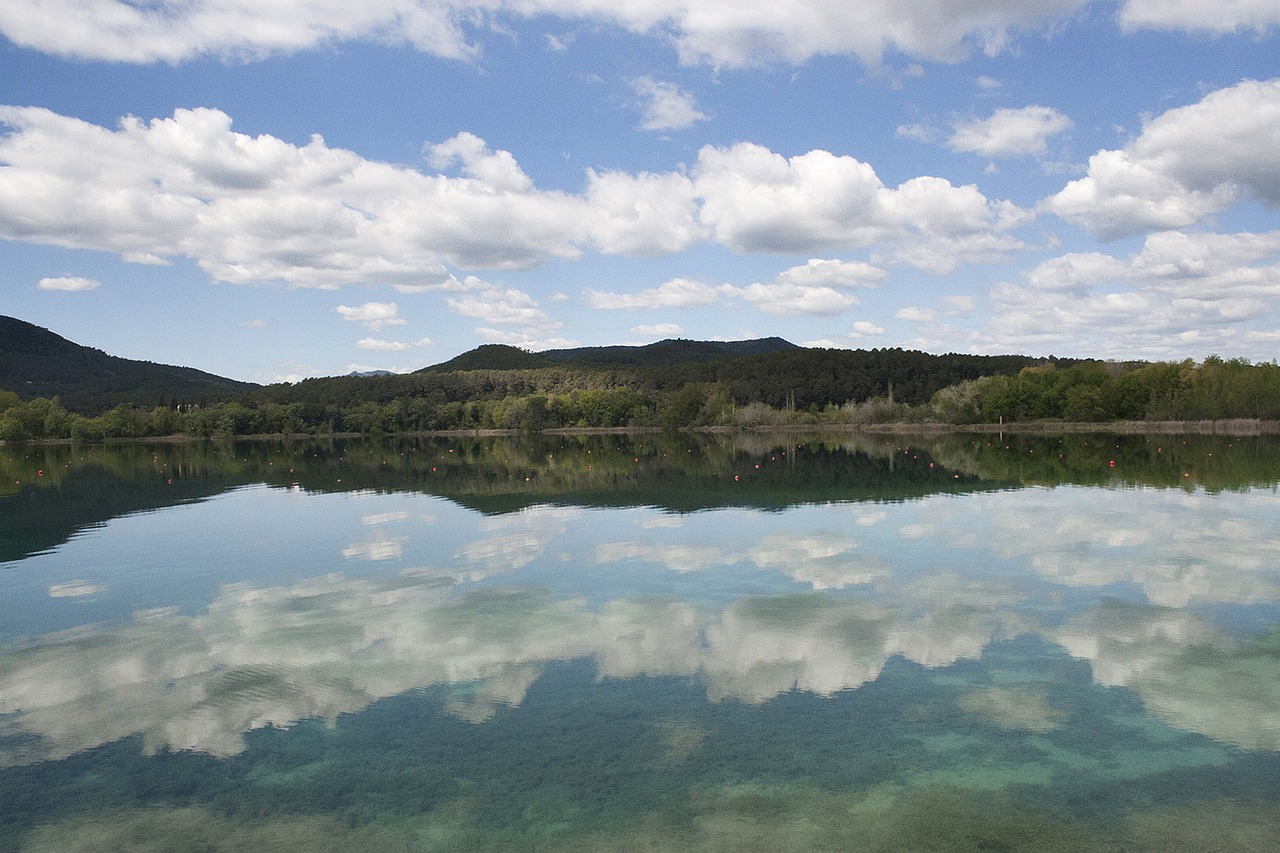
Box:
(1, 2, 1279, 383)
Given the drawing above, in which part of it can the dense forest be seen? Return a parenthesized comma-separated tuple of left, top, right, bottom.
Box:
(4, 313, 1280, 440)
(3, 350, 1280, 441)
(0, 316, 255, 413)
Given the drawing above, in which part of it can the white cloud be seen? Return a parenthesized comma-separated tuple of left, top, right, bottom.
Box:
(647, 0, 1090, 67)
(1118, 0, 1280, 35)
(239, 318, 267, 328)
(356, 337, 433, 350)
(122, 251, 171, 266)
(693, 142, 892, 253)
(589, 260, 883, 318)
(446, 284, 555, 327)
(896, 306, 937, 322)
(692, 142, 1028, 270)
(631, 76, 708, 131)
(2, 1, 1271, 76)
(850, 320, 886, 336)
(393, 273, 482, 295)
(773, 258, 886, 289)
(36, 275, 99, 291)
(0, 108, 589, 286)
(894, 123, 938, 143)
(986, 229, 1280, 358)
(0, 1, 1093, 69)
(0, 106, 1028, 289)
(632, 323, 684, 336)
(1043, 78, 1280, 239)
(471, 329, 578, 350)
(0, 0, 476, 64)
(732, 282, 859, 316)
(436, 279, 568, 348)
(727, 260, 883, 316)
(584, 169, 703, 255)
(586, 277, 727, 310)
(949, 105, 1073, 158)
(427, 130, 533, 192)
(335, 302, 406, 330)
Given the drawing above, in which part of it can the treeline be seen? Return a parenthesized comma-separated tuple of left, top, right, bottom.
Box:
(926, 357, 1280, 424)
(3, 354, 1280, 441)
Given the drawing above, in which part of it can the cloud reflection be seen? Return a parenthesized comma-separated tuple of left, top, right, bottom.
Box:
(4, 483, 1279, 769)
(0, 570, 1013, 766)
(1055, 599, 1280, 751)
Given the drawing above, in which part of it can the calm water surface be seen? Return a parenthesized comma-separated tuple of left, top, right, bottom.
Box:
(2, 433, 1279, 850)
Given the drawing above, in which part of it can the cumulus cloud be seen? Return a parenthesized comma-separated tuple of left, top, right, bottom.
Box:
(442, 283, 567, 349)
(36, 275, 99, 291)
(584, 169, 703, 255)
(773, 258, 886, 289)
(0, 0, 477, 64)
(631, 76, 708, 131)
(723, 259, 885, 317)
(335, 302, 406, 330)
(0, 1, 1094, 68)
(586, 277, 728, 310)
(1118, 0, 1280, 35)
(987, 229, 1280, 358)
(0, 108, 595, 287)
(949, 105, 1073, 158)
(0, 105, 1032, 293)
(447, 286, 545, 325)
(693, 142, 1028, 270)
(632, 323, 684, 336)
(1, 1, 1271, 74)
(589, 259, 886, 318)
(356, 337, 433, 350)
(895, 306, 938, 322)
(1043, 78, 1280, 239)
(732, 282, 859, 316)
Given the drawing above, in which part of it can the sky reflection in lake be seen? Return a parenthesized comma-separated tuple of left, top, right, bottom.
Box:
(2, 435, 1279, 850)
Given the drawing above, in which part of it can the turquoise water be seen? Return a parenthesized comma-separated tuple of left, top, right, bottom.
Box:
(2, 435, 1279, 850)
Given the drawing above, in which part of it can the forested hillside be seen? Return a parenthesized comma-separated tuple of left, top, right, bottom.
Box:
(3, 314, 1279, 440)
(0, 316, 257, 413)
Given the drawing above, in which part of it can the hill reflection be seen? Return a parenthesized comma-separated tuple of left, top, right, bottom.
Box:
(5, 430, 1279, 564)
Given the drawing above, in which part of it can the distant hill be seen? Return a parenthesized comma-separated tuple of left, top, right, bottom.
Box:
(0, 316, 258, 414)
(542, 337, 799, 366)
(420, 337, 799, 373)
(420, 344, 555, 372)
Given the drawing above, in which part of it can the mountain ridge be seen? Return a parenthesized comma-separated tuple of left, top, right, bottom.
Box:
(0, 315, 258, 414)
(419, 337, 799, 373)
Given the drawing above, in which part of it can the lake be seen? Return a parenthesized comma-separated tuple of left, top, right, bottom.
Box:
(2, 432, 1279, 851)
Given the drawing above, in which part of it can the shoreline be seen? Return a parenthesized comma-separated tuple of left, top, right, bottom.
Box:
(5, 418, 1280, 446)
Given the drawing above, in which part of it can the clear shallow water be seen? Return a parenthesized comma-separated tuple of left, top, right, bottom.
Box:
(2, 434, 1279, 851)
